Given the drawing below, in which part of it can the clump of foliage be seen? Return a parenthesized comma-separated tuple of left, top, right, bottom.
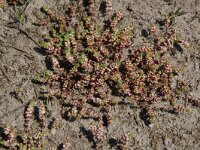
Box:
(7, 0, 27, 5)
(0, 101, 48, 150)
(37, 0, 187, 127)
(2, 0, 198, 149)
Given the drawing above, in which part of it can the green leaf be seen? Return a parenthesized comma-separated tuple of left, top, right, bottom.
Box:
(0, 140, 5, 147)
(78, 53, 87, 64)
(16, 10, 24, 22)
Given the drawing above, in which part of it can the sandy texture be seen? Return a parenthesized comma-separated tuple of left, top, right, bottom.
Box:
(0, 0, 199, 149)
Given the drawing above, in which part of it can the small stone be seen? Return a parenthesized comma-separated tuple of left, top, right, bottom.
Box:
(148, 124, 154, 128)
(51, 128, 56, 135)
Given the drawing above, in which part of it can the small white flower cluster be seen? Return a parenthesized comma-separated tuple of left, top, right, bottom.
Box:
(38, 104, 46, 129)
(89, 123, 105, 148)
(117, 133, 129, 150)
(62, 141, 71, 150)
(24, 102, 34, 132)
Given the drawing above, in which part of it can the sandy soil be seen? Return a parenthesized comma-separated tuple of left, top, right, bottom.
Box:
(0, 0, 199, 149)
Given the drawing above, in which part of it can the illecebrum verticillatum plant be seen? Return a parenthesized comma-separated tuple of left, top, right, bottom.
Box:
(7, 0, 25, 5)
(0, 125, 16, 149)
(37, 0, 188, 127)
(89, 122, 105, 149)
(1, 0, 199, 150)
(0, 101, 48, 150)
(22, 101, 47, 149)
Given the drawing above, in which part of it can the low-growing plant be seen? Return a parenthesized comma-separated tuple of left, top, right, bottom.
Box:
(36, 0, 193, 129)
(7, 0, 28, 5)
(2, 0, 199, 149)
